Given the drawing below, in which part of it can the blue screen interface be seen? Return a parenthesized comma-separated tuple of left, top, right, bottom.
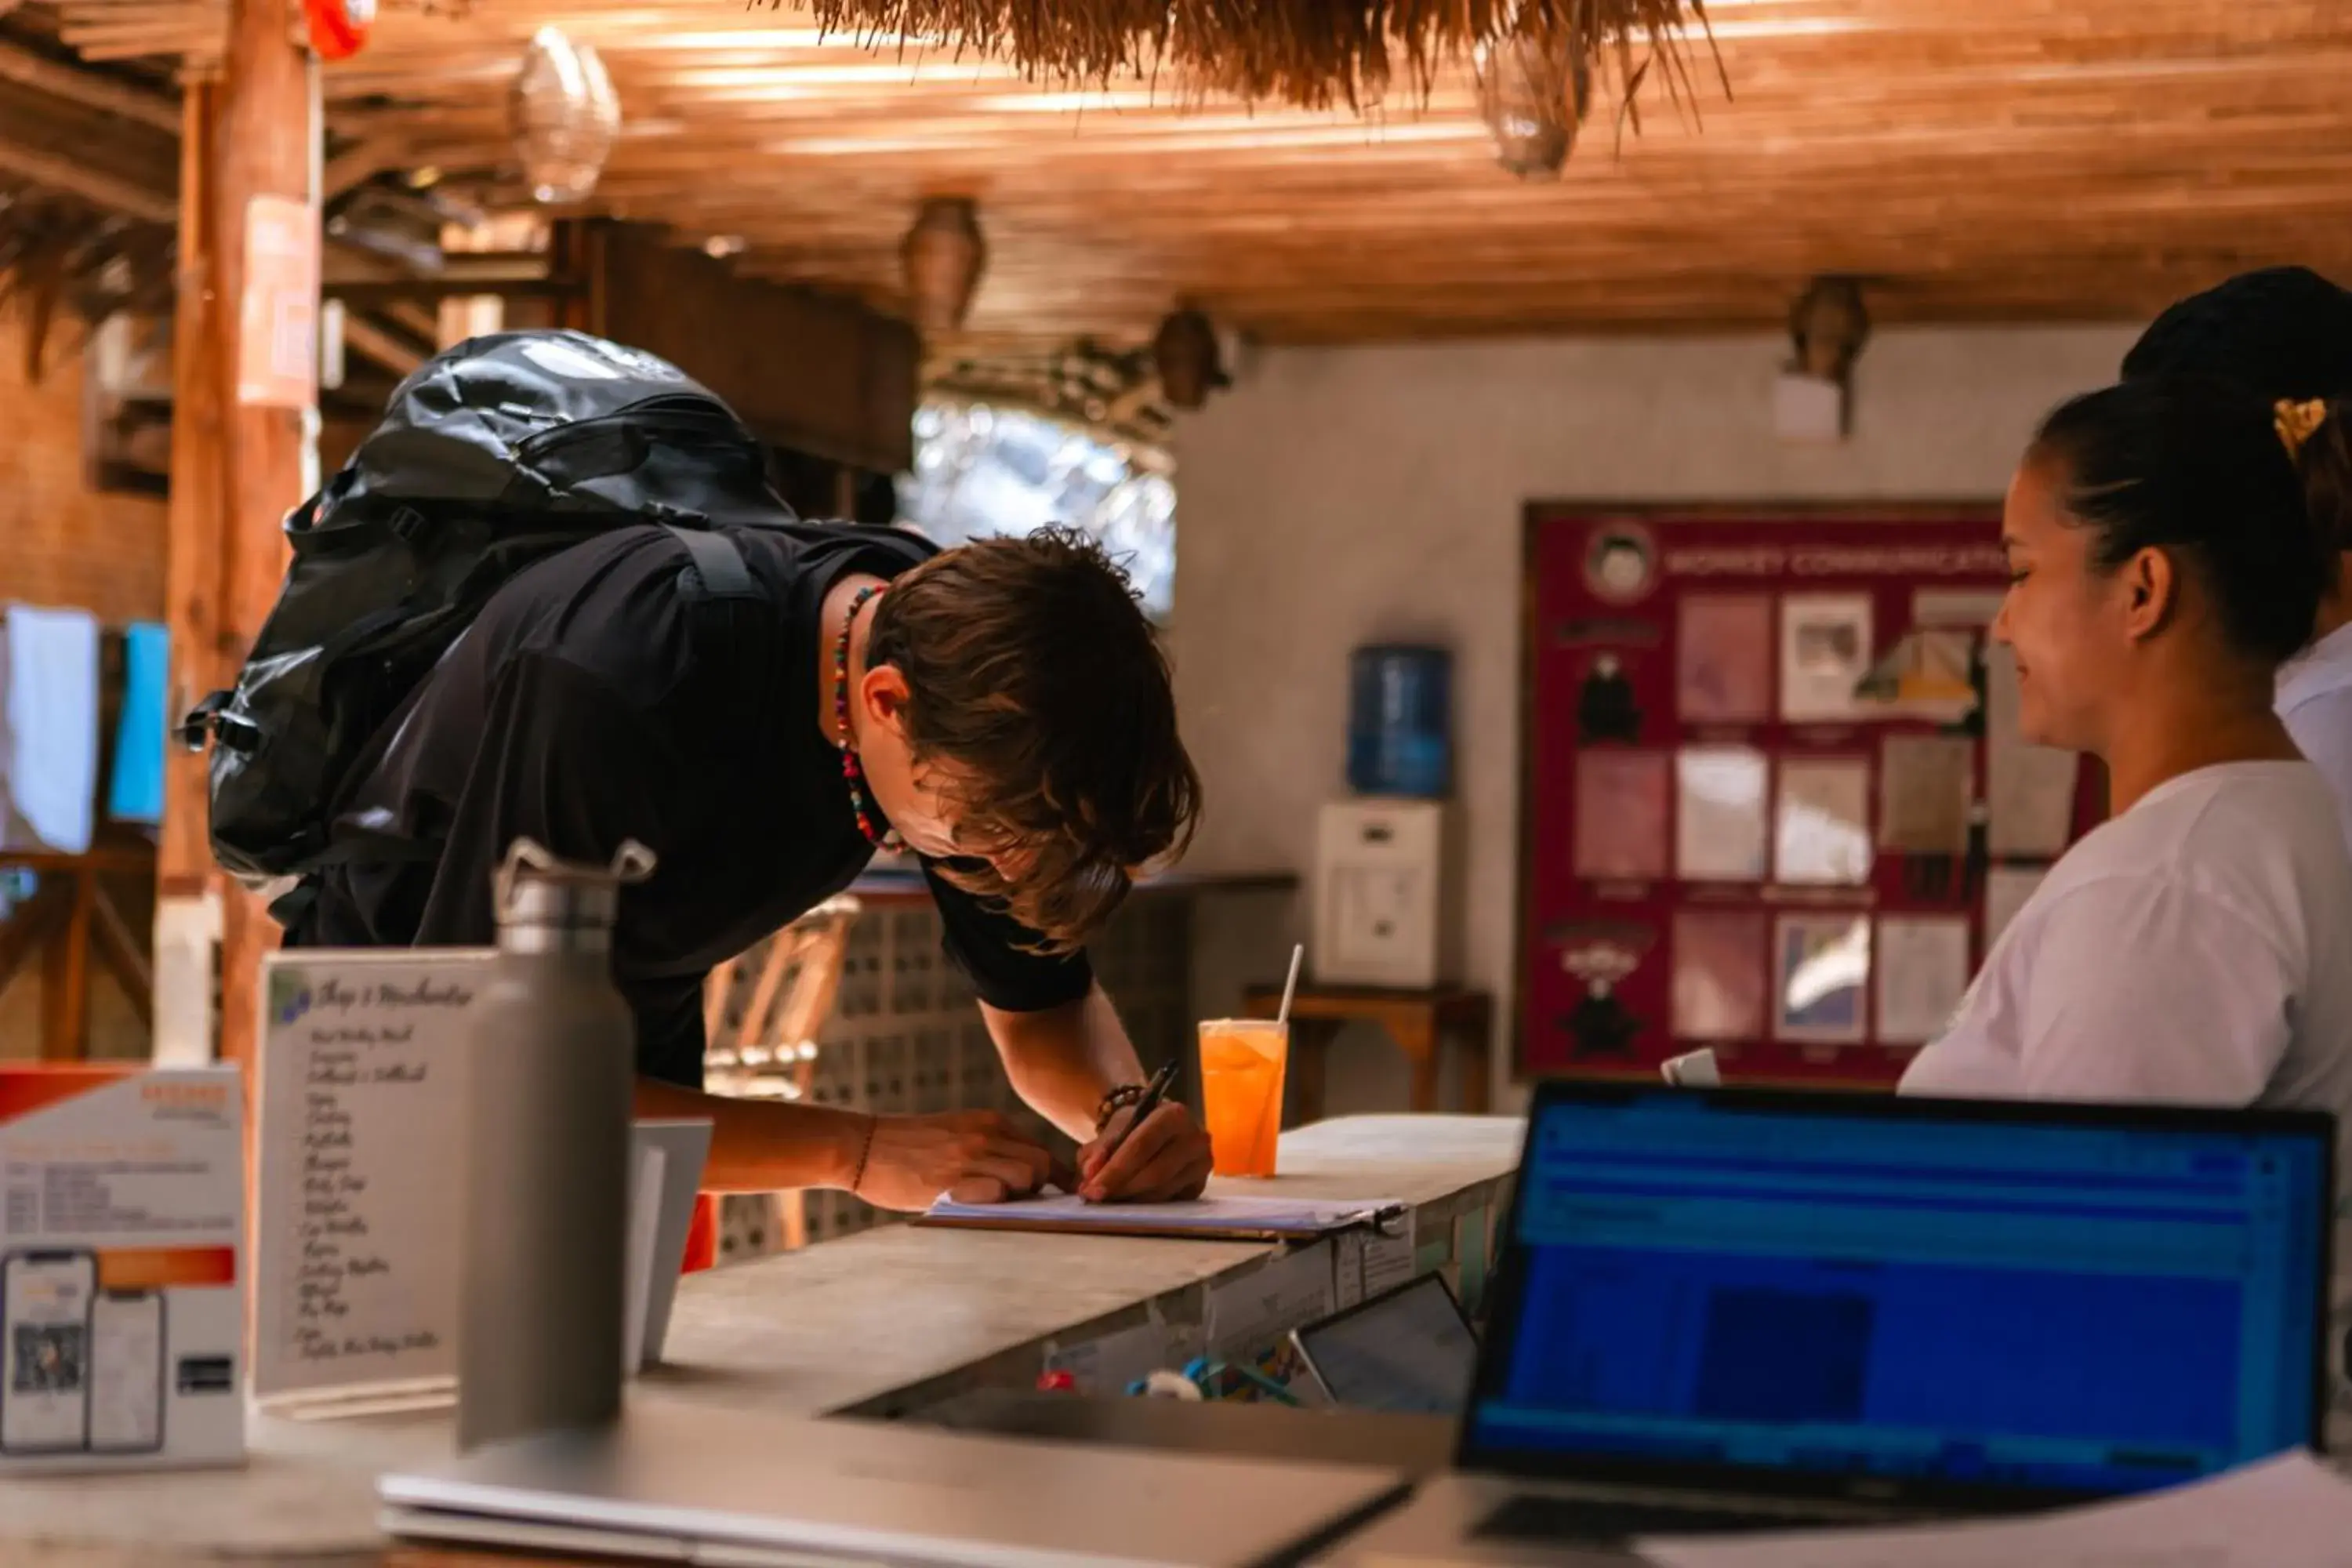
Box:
(1467, 1093, 2325, 1496)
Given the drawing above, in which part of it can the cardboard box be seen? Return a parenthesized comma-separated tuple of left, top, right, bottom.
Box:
(0, 1065, 245, 1472)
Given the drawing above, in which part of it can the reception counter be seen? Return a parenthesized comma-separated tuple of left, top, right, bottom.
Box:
(0, 1114, 1522, 1566)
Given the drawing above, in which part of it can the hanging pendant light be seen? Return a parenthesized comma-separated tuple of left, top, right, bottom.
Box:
(901, 198, 987, 336)
(1475, 25, 1592, 181)
(510, 26, 622, 206)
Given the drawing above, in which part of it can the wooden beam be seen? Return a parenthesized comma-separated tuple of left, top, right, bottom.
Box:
(0, 38, 180, 133)
(0, 847, 166, 875)
(324, 277, 571, 307)
(382, 299, 440, 339)
(41, 872, 93, 1061)
(89, 882, 155, 1029)
(322, 131, 402, 199)
(0, 881, 74, 997)
(329, 278, 576, 310)
(338, 310, 423, 376)
(0, 136, 174, 223)
(321, 243, 566, 308)
(323, 247, 555, 288)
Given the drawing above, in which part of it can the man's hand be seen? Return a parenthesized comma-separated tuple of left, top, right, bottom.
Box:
(852, 1110, 1057, 1212)
(1076, 1102, 1214, 1203)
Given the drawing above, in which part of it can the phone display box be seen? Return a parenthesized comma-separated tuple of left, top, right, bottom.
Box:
(0, 1065, 244, 1473)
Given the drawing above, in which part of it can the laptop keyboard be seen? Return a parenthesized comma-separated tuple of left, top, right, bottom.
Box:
(1475, 1492, 1843, 1544)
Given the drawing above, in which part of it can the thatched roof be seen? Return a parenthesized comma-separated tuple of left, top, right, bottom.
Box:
(7, 0, 2350, 351)
(789, 0, 1716, 115)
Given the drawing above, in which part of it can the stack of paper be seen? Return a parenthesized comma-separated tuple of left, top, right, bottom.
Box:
(919, 1192, 1405, 1241)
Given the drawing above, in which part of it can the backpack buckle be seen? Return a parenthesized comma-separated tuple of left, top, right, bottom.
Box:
(212, 713, 264, 757)
(175, 692, 263, 756)
(175, 691, 228, 753)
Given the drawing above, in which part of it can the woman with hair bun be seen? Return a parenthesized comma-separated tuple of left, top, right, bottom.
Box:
(2124, 266, 2352, 839)
(1900, 374, 2352, 1440)
(1903, 375, 2352, 1106)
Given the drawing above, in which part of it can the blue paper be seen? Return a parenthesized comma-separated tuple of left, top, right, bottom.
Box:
(108, 621, 168, 826)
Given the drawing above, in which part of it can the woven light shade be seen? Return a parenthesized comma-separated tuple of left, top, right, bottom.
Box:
(1152, 307, 1227, 412)
(792, 1, 1711, 119)
(1790, 276, 1872, 382)
(1476, 27, 1592, 180)
(902, 197, 988, 336)
(510, 26, 622, 205)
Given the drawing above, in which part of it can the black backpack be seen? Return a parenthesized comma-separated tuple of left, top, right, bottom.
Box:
(179, 328, 790, 893)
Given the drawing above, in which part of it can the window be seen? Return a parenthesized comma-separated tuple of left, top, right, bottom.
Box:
(897, 398, 1177, 621)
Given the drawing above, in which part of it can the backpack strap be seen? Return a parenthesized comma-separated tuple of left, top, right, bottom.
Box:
(267, 879, 322, 931)
(666, 524, 757, 600)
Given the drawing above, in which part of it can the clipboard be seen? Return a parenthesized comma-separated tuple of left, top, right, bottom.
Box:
(914, 1193, 1409, 1243)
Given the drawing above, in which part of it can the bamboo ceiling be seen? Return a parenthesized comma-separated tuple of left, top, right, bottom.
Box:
(11, 0, 2352, 346)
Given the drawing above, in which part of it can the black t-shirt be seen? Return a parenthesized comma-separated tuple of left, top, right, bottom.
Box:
(286, 521, 1094, 1087)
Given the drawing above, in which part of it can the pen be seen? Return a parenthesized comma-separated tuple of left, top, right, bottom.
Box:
(1093, 1058, 1181, 1181)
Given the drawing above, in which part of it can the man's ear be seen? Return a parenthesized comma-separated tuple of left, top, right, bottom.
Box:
(862, 665, 914, 733)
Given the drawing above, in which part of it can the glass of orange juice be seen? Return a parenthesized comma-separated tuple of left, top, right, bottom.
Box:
(1199, 1019, 1288, 1178)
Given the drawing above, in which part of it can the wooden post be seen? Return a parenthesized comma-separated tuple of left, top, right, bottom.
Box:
(154, 75, 225, 1066)
(214, 0, 318, 1085)
(158, 0, 318, 1076)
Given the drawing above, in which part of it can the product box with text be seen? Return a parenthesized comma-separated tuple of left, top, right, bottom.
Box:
(0, 1065, 244, 1472)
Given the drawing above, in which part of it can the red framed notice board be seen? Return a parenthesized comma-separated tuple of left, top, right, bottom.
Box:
(1516, 505, 2106, 1088)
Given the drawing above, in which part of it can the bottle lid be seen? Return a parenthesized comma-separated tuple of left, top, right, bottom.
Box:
(492, 838, 656, 945)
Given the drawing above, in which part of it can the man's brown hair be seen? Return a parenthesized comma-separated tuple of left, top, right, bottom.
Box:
(866, 525, 1200, 951)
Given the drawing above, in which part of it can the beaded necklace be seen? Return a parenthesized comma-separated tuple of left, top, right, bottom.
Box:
(833, 584, 902, 851)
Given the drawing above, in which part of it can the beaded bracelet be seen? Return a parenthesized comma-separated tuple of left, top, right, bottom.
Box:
(1094, 1083, 1146, 1132)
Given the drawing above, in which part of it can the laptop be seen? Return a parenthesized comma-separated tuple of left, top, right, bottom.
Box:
(380, 1396, 1408, 1568)
(1292, 1273, 1480, 1416)
(1323, 1083, 2336, 1566)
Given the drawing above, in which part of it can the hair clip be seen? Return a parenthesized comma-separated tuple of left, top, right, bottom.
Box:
(2276, 398, 2331, 463)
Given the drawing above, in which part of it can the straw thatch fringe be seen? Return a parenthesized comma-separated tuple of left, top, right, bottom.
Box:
(0, 183, 172, 382)
(788, 0, 1719, 118)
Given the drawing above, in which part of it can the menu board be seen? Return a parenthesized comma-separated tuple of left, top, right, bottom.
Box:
(252, 949, 711, 1412)
(253, 950, 489, 1406)
(1517, 508, 2106, 1087)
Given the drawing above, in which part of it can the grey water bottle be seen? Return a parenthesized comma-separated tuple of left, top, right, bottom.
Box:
(458, 837, 654, 1452)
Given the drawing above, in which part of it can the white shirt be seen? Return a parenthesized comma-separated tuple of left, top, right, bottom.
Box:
(1902, 760, 2352, 1439)
(2278, 620, 2352, 850)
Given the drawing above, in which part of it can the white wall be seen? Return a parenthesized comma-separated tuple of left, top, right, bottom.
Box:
(1171, 325, 2137, 1112)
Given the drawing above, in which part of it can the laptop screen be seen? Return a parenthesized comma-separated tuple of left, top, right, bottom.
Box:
(1465, 1087, 2332, 1503)
(1295, 1274, 1479, 1414)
